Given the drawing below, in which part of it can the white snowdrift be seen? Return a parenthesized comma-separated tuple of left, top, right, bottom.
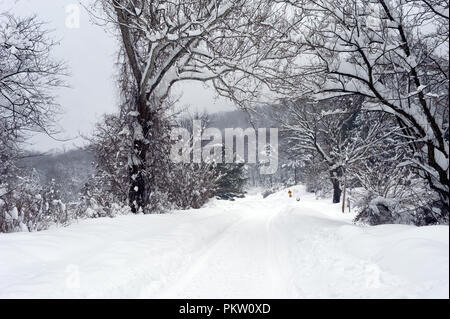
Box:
(0, 204, 244, 298)
(270, 186, 448, 298)
(0, 185, 448, 298)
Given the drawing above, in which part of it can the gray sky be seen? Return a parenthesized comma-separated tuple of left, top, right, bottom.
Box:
(1, 0, 235, 152)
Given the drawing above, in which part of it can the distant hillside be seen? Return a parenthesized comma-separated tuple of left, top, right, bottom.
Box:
(19, 148, 95, 202)
(17, 107, 283, 201)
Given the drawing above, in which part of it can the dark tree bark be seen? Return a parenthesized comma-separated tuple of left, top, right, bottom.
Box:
(330, 169, 342, 204)
(128, 98, 151, 214)
(128, 139, 148, 214)
(331, 179, 341, 204)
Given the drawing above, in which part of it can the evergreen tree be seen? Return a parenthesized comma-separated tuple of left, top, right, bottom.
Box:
(214, 146, 247, 200)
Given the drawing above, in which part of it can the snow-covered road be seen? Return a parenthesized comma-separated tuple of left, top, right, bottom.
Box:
(0, 186, 448, 298)
(160, 199, 292, 298)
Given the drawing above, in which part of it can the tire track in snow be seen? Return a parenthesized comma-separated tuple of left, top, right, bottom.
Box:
(159, 198, 293, 298)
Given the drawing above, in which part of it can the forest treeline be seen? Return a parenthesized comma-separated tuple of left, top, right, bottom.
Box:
(1, 0, 448, 232)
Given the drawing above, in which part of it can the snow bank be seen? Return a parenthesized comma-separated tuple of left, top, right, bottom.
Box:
(336, 224, 449, 298)
(269, 185, 449, 298)
(0, 185, 447, 299)
(0, 200, 243, 298)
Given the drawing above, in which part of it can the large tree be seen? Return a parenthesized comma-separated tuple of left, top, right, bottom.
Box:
(0, 13, 66, 232)
(278, 0, 449, 212)
(0, 13, 66, 140)
(95, 0, 296, 213)
(278, 96, 397, 203)
(0, 13, 66, 189)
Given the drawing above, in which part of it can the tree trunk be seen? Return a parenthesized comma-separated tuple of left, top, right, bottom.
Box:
(330, 169, 342, 204)
(128, 139, 148, 214)
(341, 175, 346, 213)
(332, 178, 341, 204)
(128, 99, 151, 214)
(294, 166, 297, 184)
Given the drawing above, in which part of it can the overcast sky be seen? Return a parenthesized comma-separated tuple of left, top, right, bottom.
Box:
(1, 0, 235, 152)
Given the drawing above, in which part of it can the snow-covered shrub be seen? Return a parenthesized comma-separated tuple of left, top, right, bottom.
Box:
(0, 199, 28, 233)
(262, 183, 285, 198)
(77, 198, 130, 219)
(354, 195, 447, 226)
(81, 112, 136, 215)
(414, 200, 449, 226)
(1, 174, 40, 232)
(147, 188, 173, 214)
(347, 111, 448, 226)
(0, 127, 43, 232)
(354, 195, 412, 225)
(0, 174, 71, 232)
(40, 179, 68, 226)
(353, 182, 448, 226)
(76, 174, 131, 218)
(168, 161, 220, 209)
(261, 188, 274, 198)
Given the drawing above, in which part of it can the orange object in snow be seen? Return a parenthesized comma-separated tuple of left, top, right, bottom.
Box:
(288, 190, 292, 198)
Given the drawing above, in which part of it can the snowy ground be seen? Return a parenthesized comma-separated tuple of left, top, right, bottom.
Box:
(0, 186, 448, 298)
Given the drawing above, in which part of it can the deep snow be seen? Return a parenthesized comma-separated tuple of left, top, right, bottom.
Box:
(0, 186, 448, 298)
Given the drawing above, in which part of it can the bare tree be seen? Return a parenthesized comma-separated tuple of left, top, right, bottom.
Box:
(277, 0, 449, 212)
(93, 0, 297, 212)
(0, 13, 66, 139)
(0, 12, 67, 232)
(278, 96, 399, 203)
